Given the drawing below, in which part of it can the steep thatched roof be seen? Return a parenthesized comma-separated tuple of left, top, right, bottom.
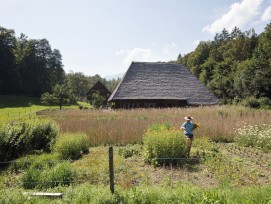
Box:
(86, 81, 111, 95)
(108, 62, 218, 105)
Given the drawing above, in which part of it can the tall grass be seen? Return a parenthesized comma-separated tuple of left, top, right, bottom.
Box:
(45, 106, 271, 145)
(0, 184, 270, 203)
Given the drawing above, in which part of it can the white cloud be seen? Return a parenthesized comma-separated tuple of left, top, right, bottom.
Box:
(261, 5, 271, 22)
(203, 0, 264, 34)
(124, 48, 154, 65)
(164, 42, 178, 54)
(115, 49, 130, 55)
(193, 40, 200, 46)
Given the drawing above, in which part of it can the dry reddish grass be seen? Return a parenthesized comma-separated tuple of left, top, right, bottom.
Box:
(42, 105, 271, 145)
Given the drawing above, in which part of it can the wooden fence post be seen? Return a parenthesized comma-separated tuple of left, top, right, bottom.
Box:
(109, 146, 114, 194)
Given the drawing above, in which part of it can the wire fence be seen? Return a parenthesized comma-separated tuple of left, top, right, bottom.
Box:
(0, 145, 209, 200)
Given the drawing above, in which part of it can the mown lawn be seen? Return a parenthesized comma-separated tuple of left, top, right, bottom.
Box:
(0, 95, 86, 126)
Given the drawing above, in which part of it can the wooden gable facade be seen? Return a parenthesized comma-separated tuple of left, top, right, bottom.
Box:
(86, 81, 111, 103)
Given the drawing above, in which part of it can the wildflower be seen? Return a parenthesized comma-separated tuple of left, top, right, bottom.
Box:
(192, 123, 201, 130)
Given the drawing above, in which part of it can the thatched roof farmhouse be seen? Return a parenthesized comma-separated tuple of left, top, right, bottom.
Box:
(108, 62, 218, 108)
(86, 81, 111, 102)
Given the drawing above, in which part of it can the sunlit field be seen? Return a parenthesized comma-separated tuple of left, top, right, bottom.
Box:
(43, 105, 271, 145)
(0, 95, 85, 127)
(1, 99, 271, 203)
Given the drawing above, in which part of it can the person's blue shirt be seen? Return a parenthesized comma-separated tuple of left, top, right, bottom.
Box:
(181, 122, 194, 135)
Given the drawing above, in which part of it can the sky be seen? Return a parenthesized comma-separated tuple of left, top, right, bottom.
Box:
(1, 0, 271, 78)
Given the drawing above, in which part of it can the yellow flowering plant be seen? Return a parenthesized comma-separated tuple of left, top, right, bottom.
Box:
(192, 123, 201, 130)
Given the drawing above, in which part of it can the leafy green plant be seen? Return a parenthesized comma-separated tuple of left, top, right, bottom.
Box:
(242, 96, 260, 108)
(143, 124, 187, 166)
(22, 161, 77, 189)
(0, 119, 58, 161)
(41, 83, 76, 110)
(28, 119, 59, 152)
(54, 133, 90, 160)
(118, 144, 142, 158)
(42, 162, 77, 188)
(91, 91, 106, 109)
(9, 153, 59, 172)
(258, 97, 271, 109)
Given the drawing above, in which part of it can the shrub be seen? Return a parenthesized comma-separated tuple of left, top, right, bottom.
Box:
(41, 162, 77, 188)
(0, 120, 58, 161)
(21, 166, 41, 189)
(28, 120, 59, 152)
(54, 133, 90, 160)
(258, 97, 271, 109)
(22, 161, 77, 189)
(9, 153, 59, 172)
(234, 123, 271, 150)
(242, 97, 260, 108)
(143, 124, 187, 166)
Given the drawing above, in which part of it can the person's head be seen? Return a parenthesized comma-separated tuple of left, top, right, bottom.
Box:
(184, 116, 193, 122)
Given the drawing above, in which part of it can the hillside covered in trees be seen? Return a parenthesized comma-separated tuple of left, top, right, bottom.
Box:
(0, 26, 120, 98)
(2, 23, 271, 106)
(176, 23, 271, 106)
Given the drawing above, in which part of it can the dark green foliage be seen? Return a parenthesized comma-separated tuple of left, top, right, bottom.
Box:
(91, 91, 106, 109)
(242, 96, 260, 108)
(0, 120, 58, 161)
(177, 24, 271, 107)
(0, 26, 65, 96)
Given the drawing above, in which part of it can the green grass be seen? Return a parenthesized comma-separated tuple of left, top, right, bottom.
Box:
(0, 95, 81, 126)
(0, 137, 271, 203)
(0, 184, 270, 203)
(1, 96, 271, 203)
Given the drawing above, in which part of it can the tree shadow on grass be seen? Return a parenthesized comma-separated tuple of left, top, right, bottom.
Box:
(0, 95, 42, 108)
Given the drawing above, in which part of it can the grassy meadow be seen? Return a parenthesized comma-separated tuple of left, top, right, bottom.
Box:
(0, 95, 89, 127)
(43, 105, 271, 145)
(0, 95, 271, 203)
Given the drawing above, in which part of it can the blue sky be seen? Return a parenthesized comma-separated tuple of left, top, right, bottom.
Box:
(1, 0, 271, 77)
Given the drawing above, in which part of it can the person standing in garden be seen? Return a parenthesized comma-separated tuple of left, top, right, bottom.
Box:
(181, 116, 195, 158)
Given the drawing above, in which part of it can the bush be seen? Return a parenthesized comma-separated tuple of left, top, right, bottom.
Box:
(54, 133, 90, 160)
(29, 120, 59, 152)
(9, 153, 59, 172)
(242, 97, 271, 109)
(143, 124, 187, 166)
(258, 97, 271, 109)
(118, 144, 142, 158)
(22, 161, 77, 189)
(242, 97, 260, 108)
(42, 162, 77, 188)
(234, 123, 271, 150)
(0, 120, 58, 161)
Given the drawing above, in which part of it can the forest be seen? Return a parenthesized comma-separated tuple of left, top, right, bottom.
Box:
(1, 23, 271, 106)
(176, 23, 271, 106)
(0, 26, 120, 98)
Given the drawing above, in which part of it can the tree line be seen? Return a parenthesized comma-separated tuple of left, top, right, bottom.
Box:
(0, 26, 120, 99)
(176, 23, 271, 106)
